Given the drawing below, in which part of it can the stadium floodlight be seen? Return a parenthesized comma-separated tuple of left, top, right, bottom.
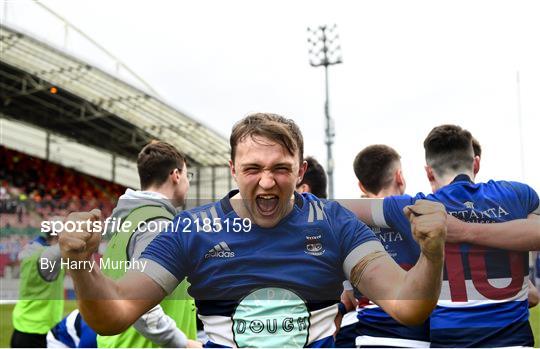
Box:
(307, 24, 342, 199)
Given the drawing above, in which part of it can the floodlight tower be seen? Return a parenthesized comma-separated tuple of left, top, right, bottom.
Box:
(307, 24, 342, 199)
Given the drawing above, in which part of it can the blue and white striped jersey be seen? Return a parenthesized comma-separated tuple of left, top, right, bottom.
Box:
(336, 223, 430, 348)
(47, 310, 96, 348)
(379, 174, 540, 347)
(354, 225, 430, 345)
(141, 190, 382, 347)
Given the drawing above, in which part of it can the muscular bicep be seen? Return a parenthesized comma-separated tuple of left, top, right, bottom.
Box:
(350, 252, 407, 318)
(114, 271, 168, 327)
(118, 270, 167, 300)
(349, 252, 434, 325)
(350, 250, 442, 326)
(77, 269, 168, 335)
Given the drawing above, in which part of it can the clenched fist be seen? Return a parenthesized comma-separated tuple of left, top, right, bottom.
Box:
(59, 209, 102, 263)
(403, 200, 447, 262)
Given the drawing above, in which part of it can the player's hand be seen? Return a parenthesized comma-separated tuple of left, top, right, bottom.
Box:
(333, 311, 343, 339)
(187, 339, 203, 348)
(59, 209, 102, 263)
(445, 214, 469, 243)
(403, 200, 447, 262)
(340, 289, 358, 312)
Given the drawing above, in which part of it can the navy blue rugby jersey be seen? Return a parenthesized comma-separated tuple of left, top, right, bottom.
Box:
(354, 225, 430, 345)
(377, 174, 540, 347)
(140, 190, 383, 347)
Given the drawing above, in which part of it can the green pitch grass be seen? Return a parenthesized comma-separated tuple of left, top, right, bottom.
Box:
(532, 305, 540, 347)
(0, 302, 539, 347)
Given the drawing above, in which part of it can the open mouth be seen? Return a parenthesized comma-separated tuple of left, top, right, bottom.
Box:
(255, 194, 279, 216)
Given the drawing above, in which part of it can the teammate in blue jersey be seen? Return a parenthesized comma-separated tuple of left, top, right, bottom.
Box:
(446, 137, 540, 308)
(295, 156, 328, 199)
(336, 144, 430, 348)
(46, 310, 97, 348)
(59, 113, 448, 348)
(441, 136, 540, 253)
(345, 125, 540, 347)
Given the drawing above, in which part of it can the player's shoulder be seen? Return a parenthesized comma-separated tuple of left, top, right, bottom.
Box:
(299, 194, 375, 242)
(301, 194, 376, 236)
(172, 198, 240, 235)
(177, 201, 223, 221)
(296, 192, 335, 224)
(301, 192, 342, 214)
(485, 179, 531, 189)
(385, 192, 425, 206)
(478, 179, 538, 199)
(301, 192, 330, 207)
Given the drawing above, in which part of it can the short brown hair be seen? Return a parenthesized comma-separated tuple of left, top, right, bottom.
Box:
(230, 113, 304, 163)
(472, 137, 482, 157)
(298, 156, 327, 198)
(137, 140, 186, 189)
(353, 145, 401, 195)
(424, 124, 474, 177)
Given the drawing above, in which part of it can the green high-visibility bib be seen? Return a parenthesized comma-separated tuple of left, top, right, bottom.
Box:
(12, 241, 65, 334)
(97, 205, 197, 348)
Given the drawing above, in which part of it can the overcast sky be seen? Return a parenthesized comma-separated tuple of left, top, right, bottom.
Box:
(3, 0, 540, 198)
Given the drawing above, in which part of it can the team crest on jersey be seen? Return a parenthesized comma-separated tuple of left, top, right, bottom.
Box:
(464, 201, 475, 209)
(304, 233, 325, 256)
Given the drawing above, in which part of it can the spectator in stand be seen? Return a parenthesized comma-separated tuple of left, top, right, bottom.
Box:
(0, 147, 125, 222)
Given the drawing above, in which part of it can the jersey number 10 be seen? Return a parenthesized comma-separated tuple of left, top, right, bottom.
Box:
(445, 243, 525, 302)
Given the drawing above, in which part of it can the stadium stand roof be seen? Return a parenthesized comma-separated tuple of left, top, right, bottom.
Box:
(0, 24, 230, 166)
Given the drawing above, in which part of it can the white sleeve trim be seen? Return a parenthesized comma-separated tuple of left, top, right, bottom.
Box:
(343, 240, 386, 279)
(371, 199, 390, 228)
(140, 258, 180, 295)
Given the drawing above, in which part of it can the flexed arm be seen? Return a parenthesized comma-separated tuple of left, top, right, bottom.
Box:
(349, 200, 446, 325)
(59, 210, 166, 335)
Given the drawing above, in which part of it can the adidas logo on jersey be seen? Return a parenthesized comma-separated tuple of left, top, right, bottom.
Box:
(204, 242, 235, 259)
